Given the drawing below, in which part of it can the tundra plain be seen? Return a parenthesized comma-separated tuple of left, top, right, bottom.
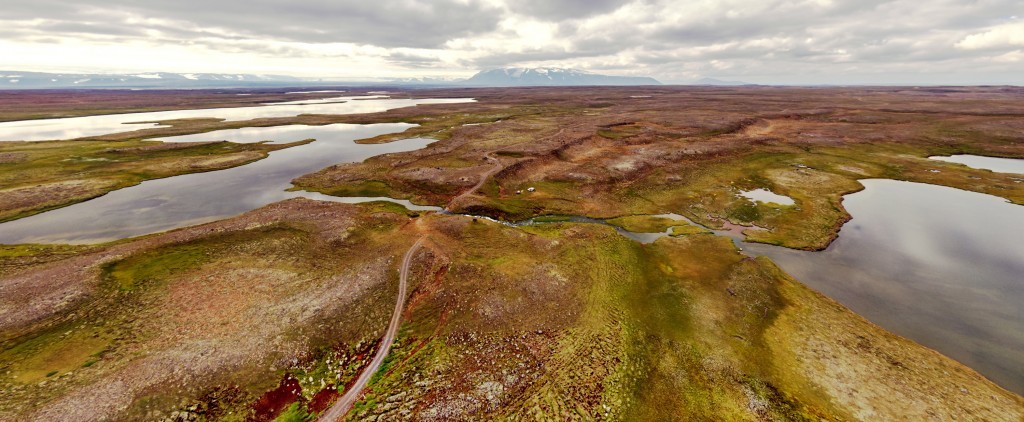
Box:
(1, 86, 1022, 421)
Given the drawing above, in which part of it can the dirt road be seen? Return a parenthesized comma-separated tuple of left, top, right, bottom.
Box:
(446, 153, 502, 209)
(319, 237, 425, 421)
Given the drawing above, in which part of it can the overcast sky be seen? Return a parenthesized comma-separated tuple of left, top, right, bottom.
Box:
(1, 0, 1022, 84)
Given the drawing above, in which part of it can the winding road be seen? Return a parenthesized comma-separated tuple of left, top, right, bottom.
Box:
(319, 237, 425, 421)
(446, 153, 503, 209)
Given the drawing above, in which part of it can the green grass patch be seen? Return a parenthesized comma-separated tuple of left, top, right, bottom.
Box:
(273, 402, 313, 422)
(101, 243, 213, 292)
(0, 324, 112, 384)
(669, 224, 710, 236)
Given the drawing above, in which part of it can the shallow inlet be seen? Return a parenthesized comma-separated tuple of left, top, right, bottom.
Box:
(0, 96, 472, 142)
(742, 179, 1024, 394)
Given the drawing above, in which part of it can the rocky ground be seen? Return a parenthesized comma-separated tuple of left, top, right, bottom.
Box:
(2, 199, 1020, 420)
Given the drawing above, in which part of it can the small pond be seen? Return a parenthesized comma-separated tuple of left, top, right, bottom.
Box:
(740, 188, 795, 205)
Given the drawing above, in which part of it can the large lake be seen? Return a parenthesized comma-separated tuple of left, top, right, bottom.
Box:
(743, 179, 1024, 394)
(0, 96, 471, 141)
(0, 123, 439, 243)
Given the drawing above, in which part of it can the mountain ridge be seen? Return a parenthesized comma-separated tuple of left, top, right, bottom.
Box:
(465, 67, 661, 86)
(0, 68, 662, 89)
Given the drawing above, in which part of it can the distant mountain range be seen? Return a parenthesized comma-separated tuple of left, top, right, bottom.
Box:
(465, 68, 660, 86)
(691, 77, 753, 86)
(0, 71, 310, 89)
(0, 68, 662, 89)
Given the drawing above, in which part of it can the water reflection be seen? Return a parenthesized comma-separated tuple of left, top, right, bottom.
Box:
(740, 188, 795, 205)
(930, 154, 1024, 175)
(0, 96, 472, 141)
(742, 179, 1024, 394)
(0, 124, 434, 244)
(152, 123, 364, 144)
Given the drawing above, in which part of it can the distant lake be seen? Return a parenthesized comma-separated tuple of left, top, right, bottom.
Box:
(151, 123, 364, 144)
(744, 179, 1024, 394)
(930, 154, 1024, 175)
(0, 96, 473, 141)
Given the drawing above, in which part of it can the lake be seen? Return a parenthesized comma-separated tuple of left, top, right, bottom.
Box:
(743, 179, 1024, 394)
(151, 123, 368, 144)
(0, 96, 473, 141)
(930, 154, 1024, 175)
(0, 123, 439, 244)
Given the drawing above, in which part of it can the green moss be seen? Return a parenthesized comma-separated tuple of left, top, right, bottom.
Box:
(0, 323, 112, 384)
(101, 243, 212, 291)
(728, 202, 762, 222)
(319, 181, 395, 198)
(273, 402, 313, 422)
(669, 224, 709, 236)
(349, 397, 378, 419)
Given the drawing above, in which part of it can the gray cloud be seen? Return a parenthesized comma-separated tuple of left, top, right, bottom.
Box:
(1, 0, 1022, 84)
(386, 51, 446, 68)
(1, 0, 503, 48)
(506, 0, 631, 20)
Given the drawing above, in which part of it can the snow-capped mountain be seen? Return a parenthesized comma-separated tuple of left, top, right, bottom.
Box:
(0, 71, 305, 89)
(465, 68, 660, 86)
(381, 76, 467, 86)
(0, 68, 662, 89)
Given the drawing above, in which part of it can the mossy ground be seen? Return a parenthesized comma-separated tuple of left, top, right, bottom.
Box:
(295, 87, 1024, 250)
(2, 87, 1023, 420)
(2, 201, 1021, 420)
(339, 215, 1020, 420)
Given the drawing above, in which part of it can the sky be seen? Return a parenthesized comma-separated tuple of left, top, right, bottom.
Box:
(1, 0, 1022, 85)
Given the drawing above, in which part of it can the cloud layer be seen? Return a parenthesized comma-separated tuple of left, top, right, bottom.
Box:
(2, 0, 1021, 84)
